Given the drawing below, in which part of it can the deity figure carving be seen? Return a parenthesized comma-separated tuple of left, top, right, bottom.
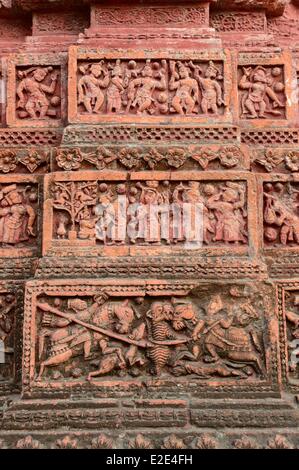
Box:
(264, 182, 299, 246)
(16, 66, 60, 120)
(78, 62, 110, 114)
(239, 65, 285, 119)
(0, 294, 16, 382)
(0, 184, 37, 247)
(34, 287, 266, 382)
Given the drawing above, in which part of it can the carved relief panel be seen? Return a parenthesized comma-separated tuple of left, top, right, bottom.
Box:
(237, 51, 296, 127)
(68, 48, 232, 124)
(22, 279, 276, 397)
(53, 144, 250, 172)
(0, 282, 22, 395)
(7, 53, 67, 127)
(258, 175, 299, 250)
(43, 172, 257, 257)
(0, 175, 41, 258)
(277, 282, 299, 391)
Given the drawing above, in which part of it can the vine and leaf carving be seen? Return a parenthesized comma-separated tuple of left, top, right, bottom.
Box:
(55, 145, 244, 171)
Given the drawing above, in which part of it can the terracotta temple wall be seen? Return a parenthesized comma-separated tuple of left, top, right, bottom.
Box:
(0, 0, 299, 449)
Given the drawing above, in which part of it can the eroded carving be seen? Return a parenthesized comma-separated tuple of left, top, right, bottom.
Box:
(0, 293, 16, 383)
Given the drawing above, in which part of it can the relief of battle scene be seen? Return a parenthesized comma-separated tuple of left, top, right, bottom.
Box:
(77, 59, 225, 117)
(0, 183, 38, 249)
(16, 65, 61, 120)
(0, 293, 16, 385)
(263, 182, 299, 247)
(238, 65, 285, 119)
(51, 179, 247, 247)
(34, 284, 270, 384)
(283, 290, 299, 385)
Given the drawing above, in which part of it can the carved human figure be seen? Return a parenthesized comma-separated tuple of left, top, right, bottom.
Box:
(191, 295, 263, 374)
(239, 66, 284, 118)
(88, 297, 137, 379)
(127, 60, 166, 114)
(172, 181, 214, 244)
(77, 206, 96, 240)
(78, 62, 110, 114)
(136, 181, 164, 244)
(16, 67, 59, 119)
(106, 60, 125, 114)
(0, 294, 15, 381)
(264, 184, 299, 245)
(0, 184, 36, 246)
(169, 62, 199, 115)
(37, 297, 99, 379)
(206, 183, 247, 244)
(192, 61, 224, 114)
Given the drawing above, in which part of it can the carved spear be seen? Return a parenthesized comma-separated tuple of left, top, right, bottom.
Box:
(36, 302, 188, 348)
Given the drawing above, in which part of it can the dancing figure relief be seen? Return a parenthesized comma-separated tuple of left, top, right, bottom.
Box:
(16, 66, 61, 120)
(239, 65, 285, 119)
(77, 59, 225, 116)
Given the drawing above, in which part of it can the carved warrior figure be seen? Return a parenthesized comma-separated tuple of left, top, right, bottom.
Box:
(239, 66, 285, 119)
(36, 291, 264, 381)
(0, 184, 36, 246)
(16, 67, 60, 119)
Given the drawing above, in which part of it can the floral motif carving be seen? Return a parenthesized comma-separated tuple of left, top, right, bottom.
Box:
(54, 145, 244, 171)
(93, 6, 207, 27)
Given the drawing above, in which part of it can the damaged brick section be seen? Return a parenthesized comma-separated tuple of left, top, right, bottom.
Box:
(1, 0, 299, 450)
